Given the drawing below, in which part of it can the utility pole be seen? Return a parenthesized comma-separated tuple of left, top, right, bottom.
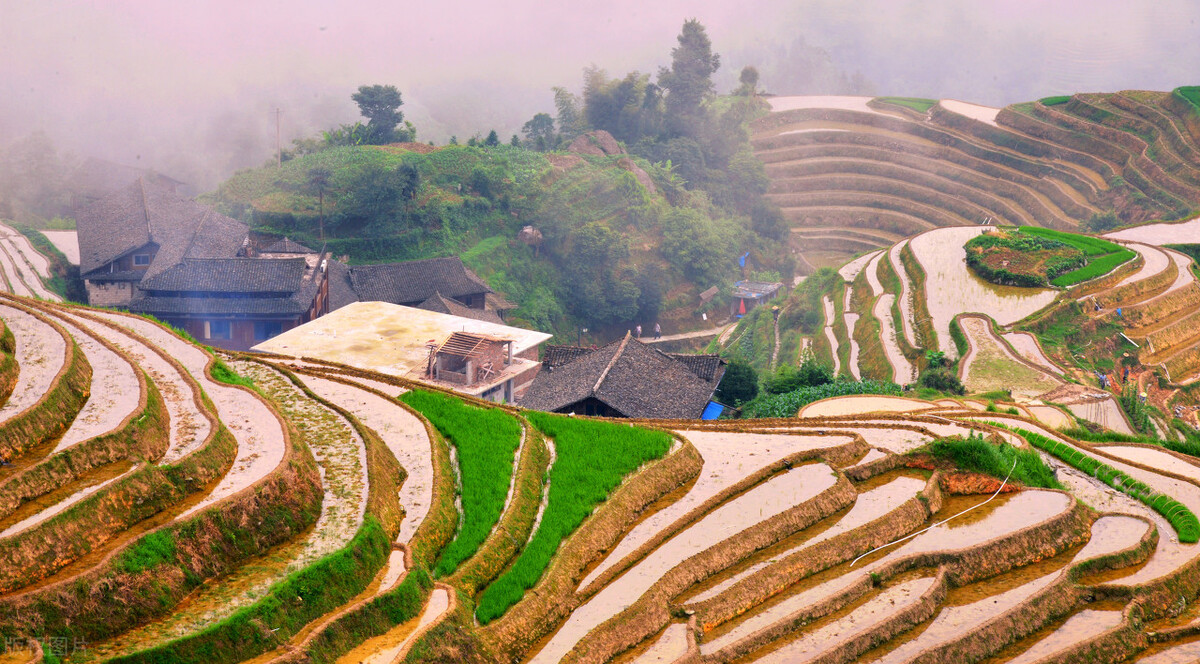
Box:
(275, 107, 282, 168)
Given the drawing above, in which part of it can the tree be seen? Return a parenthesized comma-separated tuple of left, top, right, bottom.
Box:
(658, 19, 720, 133)
(737, 66, 760, 96)
(306, 167, 333, 240)
(351, 84, 404, 145)
(484, 130, 500, 147)
(553, 86, 585, 140)
(716, 361, 758, 405)
(522, 112, 556, 149)
(510, 134, 520, 147)
(750, 200, 788, 241)
(582, 68, 662, 144)
(660, 207, 733, 287)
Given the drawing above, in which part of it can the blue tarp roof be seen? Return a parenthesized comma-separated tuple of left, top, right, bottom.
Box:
(701, 401, 724, 420)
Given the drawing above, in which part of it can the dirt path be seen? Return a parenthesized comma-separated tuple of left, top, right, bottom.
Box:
(642, 323, 732, 345)
(771, 313, 782, 369)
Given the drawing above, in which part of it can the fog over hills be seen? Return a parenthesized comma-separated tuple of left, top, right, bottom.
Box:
(2, 0, 1196, 189)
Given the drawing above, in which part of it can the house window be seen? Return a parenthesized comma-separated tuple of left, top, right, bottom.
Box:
(205, 320, 232, 340)
(253, 321, 283, 341)
(133, 254, 151, 267)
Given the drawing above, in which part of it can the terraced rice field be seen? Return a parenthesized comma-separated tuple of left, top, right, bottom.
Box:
(0, 278, 1199, 663)
(758, 90, 1200, 274)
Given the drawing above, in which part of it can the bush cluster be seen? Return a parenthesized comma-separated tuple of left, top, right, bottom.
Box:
(739, 379, 902, 418)
(925, 433, 1063, 489)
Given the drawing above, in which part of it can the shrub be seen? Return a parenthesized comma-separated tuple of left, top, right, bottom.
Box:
(764, 359, 833, 394)
(925, 433, 1063, 489)
(1083, 211, 1121, 232)
(919, 368, 965, 395)
(399, 390, 523, 577)
(740, 379, 902, 418)
(475, 413, 672, 622)
(716, 361, 758, 405)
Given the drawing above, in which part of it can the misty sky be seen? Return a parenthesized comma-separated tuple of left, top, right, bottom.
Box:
(2, 0, 1197, 189)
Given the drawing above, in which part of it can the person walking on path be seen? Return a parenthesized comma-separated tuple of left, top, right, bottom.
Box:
(654, 323, 662, 339)
(635, 324, 642, 339)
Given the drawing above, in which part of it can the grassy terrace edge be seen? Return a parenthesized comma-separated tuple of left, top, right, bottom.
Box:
(399, 389, 523, 578)
(1013, 427, 1200, 542)
(474, 412, 674, 623)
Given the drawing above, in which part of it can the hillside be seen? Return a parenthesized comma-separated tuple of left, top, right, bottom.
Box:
(202, 133, 787, 339)
(756, 88, 1200, 272)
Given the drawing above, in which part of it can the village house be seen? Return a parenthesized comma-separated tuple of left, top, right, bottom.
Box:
(252, 301, 551, 402)
(730, 279, 783, 317)
(74, 179, 516, 351)
(518, 332, 726, 419)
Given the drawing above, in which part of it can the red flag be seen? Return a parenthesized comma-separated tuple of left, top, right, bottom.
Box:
(738, 299, 746, 315)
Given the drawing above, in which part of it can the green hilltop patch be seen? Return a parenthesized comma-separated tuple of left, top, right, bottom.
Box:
(964, 226, 1133, 288)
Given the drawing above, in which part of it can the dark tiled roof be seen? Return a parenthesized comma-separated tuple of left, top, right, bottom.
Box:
(417, 292, 504, 324)
(348, 257, 491, 304)
(542, 345, 594, 368)
(126, 294, 311, 316)
(519, 334, 726, 419)
(139, 258, 308, 294)
(262, 237, 316, 254)
(666, 354, 726, 382)
(326, 259, 360, 312)
(76, 178, 247, 280)
(82, 270, 145, 282)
